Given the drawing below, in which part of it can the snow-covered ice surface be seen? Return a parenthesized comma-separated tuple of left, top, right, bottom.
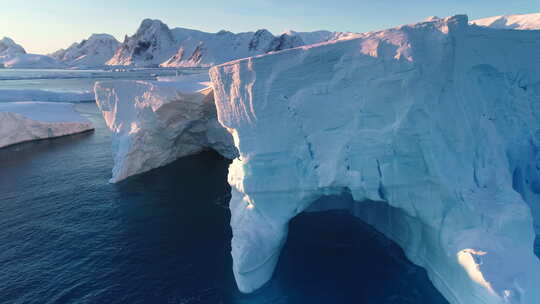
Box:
(211, 15, 540, 304)
(94, 73, 237, 182)
(155, 73, 211, 89)
(0, 102, 94, 148)
(472, 12, 540, 30)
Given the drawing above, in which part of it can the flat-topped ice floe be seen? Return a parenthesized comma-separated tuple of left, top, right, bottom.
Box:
(94, 73, 237, 183)
(211, 15, 540, 304)
(0, 102, 94, 148)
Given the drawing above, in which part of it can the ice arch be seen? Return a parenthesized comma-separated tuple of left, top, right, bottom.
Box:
(210, 15, 540, 304)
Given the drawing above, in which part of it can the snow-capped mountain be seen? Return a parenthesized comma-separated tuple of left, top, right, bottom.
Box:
(472, 12, 540, 29)
(107, 19, 354, 67)
(107, 19, 178, 67)
(0, 37, 64, 69)
(50, 34, 119, 68)
(2, 20, 355, 69)
(0, 37, 26, 58)
(289, 30, 355, 46)
(265, 32, 305, 52)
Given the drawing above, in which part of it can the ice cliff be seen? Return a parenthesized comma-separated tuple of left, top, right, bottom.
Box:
(94, 74, 237, 182)
(0, 102, 94, 148)
(210, 15, 540, 304)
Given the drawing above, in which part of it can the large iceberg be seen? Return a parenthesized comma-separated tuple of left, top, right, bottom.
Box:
(94, 74, 237, 182)
(0, 102, 94, 148)
(210, 15, 540, 304)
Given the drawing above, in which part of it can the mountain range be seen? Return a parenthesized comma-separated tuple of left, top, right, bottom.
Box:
(106, 19, 354, 67)
(1, 12, 540, 69)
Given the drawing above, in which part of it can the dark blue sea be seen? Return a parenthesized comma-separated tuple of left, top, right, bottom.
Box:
(0, 70, 454, 303)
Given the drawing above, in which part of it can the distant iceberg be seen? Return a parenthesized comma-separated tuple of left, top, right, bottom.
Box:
(0, 102, 94, 148)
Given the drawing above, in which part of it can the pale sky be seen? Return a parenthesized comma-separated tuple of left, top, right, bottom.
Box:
(1, 0, 540, 54)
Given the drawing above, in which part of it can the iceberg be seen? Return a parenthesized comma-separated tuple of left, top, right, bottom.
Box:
(94, 74, 237, 182)
(0, 102, 94, 148)
(210, 15, 540, 304)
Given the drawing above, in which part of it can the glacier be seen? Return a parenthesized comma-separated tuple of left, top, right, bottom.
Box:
(210, 15, 540, 304)
(0, 102, 94, 148)
(94, 74, 237, 182)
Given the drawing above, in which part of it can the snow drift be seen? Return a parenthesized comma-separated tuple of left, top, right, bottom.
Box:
(0, 102, 94, 148)
(210, 15, 540, 304)
(94, 74, 237, 182)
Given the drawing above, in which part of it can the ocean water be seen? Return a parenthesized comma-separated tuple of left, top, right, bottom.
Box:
(0, 68, 205, 93)
(0, 70, 453, 303)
